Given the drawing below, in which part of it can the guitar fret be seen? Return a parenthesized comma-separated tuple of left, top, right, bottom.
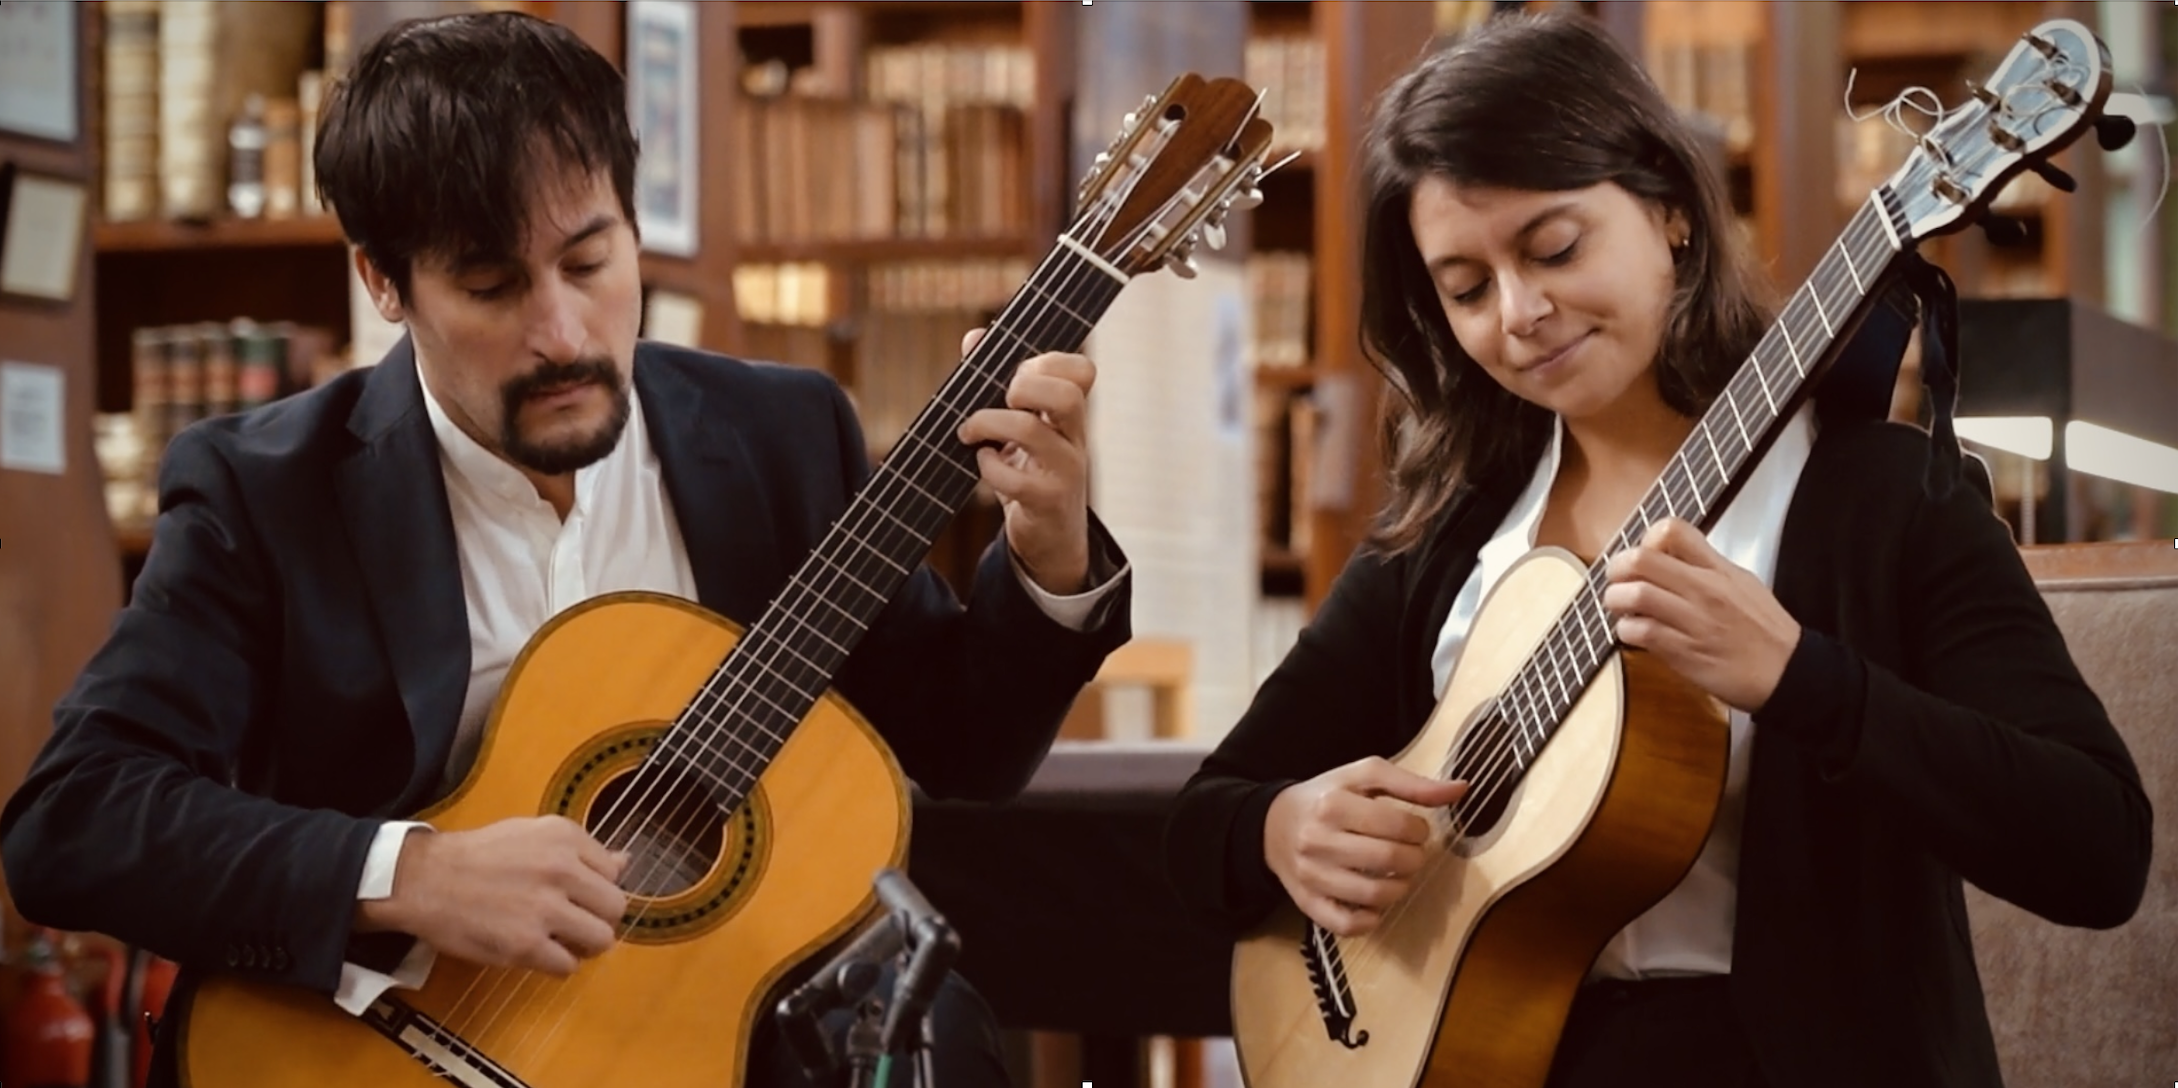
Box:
(787, 573, 872, 633)
(810, 548, 887, 603)
(1018, 276, 1100, 331)
(1699, 420, 1728, 485)
(1835, 237, 1865, 293)
(1778, 319, 1806, 378)
(1808, 283, 1835, 336)
(1722, 388, 1753, 450)
(672, 716, 769, 778)
(1749, 354, 1779, 415)
(777, 607, 851, 658)
(898, 431, 983, 486)
(707, 668, 805, 735)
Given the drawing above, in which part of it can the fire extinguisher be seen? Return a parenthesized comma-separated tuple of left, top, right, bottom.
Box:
(5, 928, 95, 1088)
(127, 951, 177, 1088)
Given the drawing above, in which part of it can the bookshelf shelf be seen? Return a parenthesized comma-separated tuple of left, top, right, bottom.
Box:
(94, 215, 347, 254)
(116, 525, 153, 561)
(1253, 366, 1316, 392)
(738, 235, 1037, 264)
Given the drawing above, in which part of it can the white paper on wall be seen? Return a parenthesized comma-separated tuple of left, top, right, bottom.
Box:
(0, 360, 66, 476)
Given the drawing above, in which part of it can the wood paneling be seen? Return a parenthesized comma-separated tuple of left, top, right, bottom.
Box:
(1751, 0, 1843, 293)
(0, 1, 122, 923)
(1302, 0, 1437, 613)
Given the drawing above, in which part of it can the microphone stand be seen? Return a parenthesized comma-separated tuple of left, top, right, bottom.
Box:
(774, 867, 961, 1088)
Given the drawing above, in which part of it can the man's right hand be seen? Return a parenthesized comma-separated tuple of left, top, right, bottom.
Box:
(1263, 756, 1468, 938)
(355, 815, 630, 976)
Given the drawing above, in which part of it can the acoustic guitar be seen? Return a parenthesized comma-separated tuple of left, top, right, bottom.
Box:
(1231, 19, 2123, 1088)
(174, 73, 1274, 1087)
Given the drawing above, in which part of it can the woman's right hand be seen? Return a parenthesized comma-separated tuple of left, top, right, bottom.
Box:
(1264, 757, 1468, 937)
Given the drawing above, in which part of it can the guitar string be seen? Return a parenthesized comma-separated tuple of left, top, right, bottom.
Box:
(1331, 105, 2019, 989)
(447, 233, 1112, 1063)
(499, 172, 1168, 1068)
(1316, 200, 1901, 1000)
(1343, 199, 1893, 968)
(527, 112, 1224, 972)
(444, 238, 1109, 1066)
(451, 174, 1157, 1071)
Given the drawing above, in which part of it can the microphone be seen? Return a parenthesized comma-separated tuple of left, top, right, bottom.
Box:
(775, 911, 903, 1079)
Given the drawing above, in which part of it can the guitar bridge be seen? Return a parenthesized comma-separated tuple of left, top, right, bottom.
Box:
(1299, 922, 1369, 1049)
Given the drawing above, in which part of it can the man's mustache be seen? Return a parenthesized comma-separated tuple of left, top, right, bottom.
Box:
(503, 359, 620, 407)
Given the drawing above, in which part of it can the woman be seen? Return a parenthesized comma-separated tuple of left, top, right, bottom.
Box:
(1163, 11, 2149, 1088)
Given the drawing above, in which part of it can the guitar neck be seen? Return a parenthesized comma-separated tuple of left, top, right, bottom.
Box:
(1505, 193, 1907, 746)
(656, 241, 1132, 806)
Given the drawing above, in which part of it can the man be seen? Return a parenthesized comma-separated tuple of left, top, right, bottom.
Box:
(0, 11, 1129, 1087)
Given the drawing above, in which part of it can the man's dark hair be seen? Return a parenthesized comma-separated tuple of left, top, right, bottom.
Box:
(314, 11, 640, 302)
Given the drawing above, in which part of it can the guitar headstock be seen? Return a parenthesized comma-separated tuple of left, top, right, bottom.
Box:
(1888, 18, 2125, 243)
(1070, 73, 1279, 279)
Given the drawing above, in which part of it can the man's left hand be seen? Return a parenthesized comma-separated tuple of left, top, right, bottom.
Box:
(1601, 517, 1800, 713)
(954, 328, 1093, 595)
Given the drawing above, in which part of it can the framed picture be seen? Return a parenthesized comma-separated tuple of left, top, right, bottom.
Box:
(0, 163, 88, 303)
(627, 0, 699, 257)
(0, 0, 80, 143)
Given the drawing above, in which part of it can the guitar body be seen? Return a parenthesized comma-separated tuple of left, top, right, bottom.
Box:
(1230, 548, 1730, 1088)
(176, 591, 908, 1088)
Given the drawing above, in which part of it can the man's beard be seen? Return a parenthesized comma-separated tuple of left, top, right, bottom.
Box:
(499, 358, 631, 475)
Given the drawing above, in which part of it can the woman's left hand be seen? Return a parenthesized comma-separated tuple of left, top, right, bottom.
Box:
(1601, 517, 1801, 713)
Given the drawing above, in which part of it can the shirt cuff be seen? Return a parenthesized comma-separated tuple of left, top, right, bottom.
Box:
(337, 820, 436, 1015)
(357, 820, 430, 899)
(1009, 548, 1130, 633)
(335, 937, 438, 1015)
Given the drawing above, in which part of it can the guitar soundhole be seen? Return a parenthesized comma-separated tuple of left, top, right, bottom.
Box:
(1443, 707, 1521, 846)
(583, 768, 727, 899)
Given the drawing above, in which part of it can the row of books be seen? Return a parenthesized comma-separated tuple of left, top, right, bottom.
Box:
(1647, 39, 1757, 158)
(1254, 385, 1320, 562)
(1245, 36, 1327, 156)
(728, 96, 1028, 246)
(101, 0, 344, 224)
(102, 319, 338, 526)
(733, 258, 1033, 455)
(1248, 252, 1314, 369)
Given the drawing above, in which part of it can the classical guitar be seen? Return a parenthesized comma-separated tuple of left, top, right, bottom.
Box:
(1231, 19, 2125, 1088)
(176, 74, 1274, 1087)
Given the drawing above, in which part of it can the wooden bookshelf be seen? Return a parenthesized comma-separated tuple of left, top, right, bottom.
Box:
(93, 214, 347, 252)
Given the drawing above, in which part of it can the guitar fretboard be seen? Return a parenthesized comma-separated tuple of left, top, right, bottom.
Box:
(651, 244, 1130, 807)
(1485, 190, 1908, 766)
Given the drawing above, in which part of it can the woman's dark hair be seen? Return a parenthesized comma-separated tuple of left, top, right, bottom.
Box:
(1357, 9, 1771, 554)
(314, 11, 640, 302)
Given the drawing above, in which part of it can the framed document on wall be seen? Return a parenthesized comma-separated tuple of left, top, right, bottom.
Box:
(627, 0, 699, 257)
(0, 164, 88, 303)
(0, 0, 80, 143)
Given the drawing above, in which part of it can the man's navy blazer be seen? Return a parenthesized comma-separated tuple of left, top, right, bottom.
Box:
(0, 338, 1131, 998)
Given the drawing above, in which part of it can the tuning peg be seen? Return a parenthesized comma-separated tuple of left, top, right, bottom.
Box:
(1202, 219, 1227, 250)
(1226, 187, 1265, 211)
(2095, 113, 2138, 151)
(2027, 159, 2077, 193)
(1166, 252, 1199, 279)
(1981, 215, 2029, 247)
